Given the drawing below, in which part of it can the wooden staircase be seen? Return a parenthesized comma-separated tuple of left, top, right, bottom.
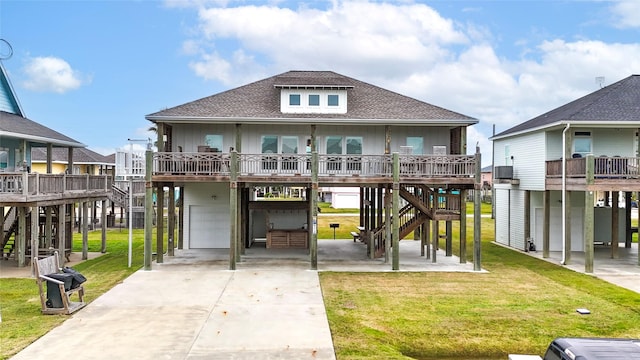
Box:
(2, 207, 18, 260)
(370, 185, 462, 258)
(109, 184, 129, 208)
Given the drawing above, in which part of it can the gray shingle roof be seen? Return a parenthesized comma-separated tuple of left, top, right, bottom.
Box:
(0, 111, 85, 147)
(146, 70, 477, 124)
(494, 74, 640, 139)
(31, 147, 112, 165)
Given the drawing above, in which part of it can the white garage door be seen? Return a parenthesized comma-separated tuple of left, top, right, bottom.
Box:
(189, 205, 229, 248)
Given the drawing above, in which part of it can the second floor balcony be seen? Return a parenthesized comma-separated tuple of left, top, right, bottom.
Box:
(152, 152, 479, 185)
(546, 155, 639, 191)
(0, 173, 113, 204)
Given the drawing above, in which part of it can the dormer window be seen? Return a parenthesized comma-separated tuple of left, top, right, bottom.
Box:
(289, 94, 301, 106)
(276, 82, 352, 114)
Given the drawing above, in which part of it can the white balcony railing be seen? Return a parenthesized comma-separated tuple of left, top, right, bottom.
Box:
(153, 152, 478, 178)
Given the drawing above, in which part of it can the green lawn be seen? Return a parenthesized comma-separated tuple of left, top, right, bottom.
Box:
(320, 217, 640, 359)
(1, 204, 639, 360)
(0, 229, 147, 359)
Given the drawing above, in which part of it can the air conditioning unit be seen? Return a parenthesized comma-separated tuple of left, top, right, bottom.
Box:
(495, 166, 513, 180)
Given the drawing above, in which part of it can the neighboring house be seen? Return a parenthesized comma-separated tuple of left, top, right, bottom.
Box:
(481, 165, 492, 189)
(322, 186, 360, 209)
(491, 74, 640, 273)
(0, 60, 112, 267)
(145, 70, 483, 270)
(31, 147, 114, 175)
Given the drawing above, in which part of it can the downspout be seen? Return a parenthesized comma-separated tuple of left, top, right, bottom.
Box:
(561, 123, 570, 265)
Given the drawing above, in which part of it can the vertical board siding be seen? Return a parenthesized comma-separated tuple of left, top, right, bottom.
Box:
(509, 190, 525, 250)
(591, 128, 635, 157)
(172, 124, 454, 156)
(495, 188, 510, 245)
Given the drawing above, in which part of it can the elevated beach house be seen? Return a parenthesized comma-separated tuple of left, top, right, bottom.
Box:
(145, 70, 483, 270)
(0, 61, 112, 266)
(491, 75, 640, 272)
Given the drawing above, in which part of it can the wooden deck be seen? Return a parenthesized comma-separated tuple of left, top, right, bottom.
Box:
(546, 156, 639, 191)
(0, 173, 113, 205)
(153, 152, 479, 186)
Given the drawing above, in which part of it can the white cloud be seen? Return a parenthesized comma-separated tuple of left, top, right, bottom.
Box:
(610, 0, 640, 28)
(22, 56, 88, 93)
(177, 0, 640, 166)
(187, 1, 469, 85)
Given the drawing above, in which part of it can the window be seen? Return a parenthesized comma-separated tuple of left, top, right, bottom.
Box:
(346, 137, 362, 171)
(0, 148, 7, 169)
(328, 94, 339, 106)
(308, 94, 320, 106)
(406, 137, 423, 155)
(204, 134, 223, 152)
(326, 136, 343, 171)
(282, 136, 299, 170)
(262, 135, 278, 154)
(289, 94, 301, 106)
(261, 135, 278, 170)
(282, 136, 298, 154)
(573, 131, 592, 155)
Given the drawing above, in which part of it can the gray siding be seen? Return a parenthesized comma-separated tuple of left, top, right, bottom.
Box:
(495, 188, 510, 246)
(509, 190, 525, 250)
(493, 132, 546, 191)
(171, 124, 455, 155)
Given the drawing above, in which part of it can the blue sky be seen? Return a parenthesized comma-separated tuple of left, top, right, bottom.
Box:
(1, 0, 639, 164)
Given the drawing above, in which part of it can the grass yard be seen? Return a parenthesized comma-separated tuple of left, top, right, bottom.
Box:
(0, 229, 147, 359)
(320, 216, 640, 359)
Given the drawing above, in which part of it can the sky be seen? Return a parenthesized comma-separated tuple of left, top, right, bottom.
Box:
(1, 0, 639, 165)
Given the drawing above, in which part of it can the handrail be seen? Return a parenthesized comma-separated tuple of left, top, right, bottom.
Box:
(152, 152, 477, 178)
(546, 156, 639, 179)
(0, 173, 112, 195)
